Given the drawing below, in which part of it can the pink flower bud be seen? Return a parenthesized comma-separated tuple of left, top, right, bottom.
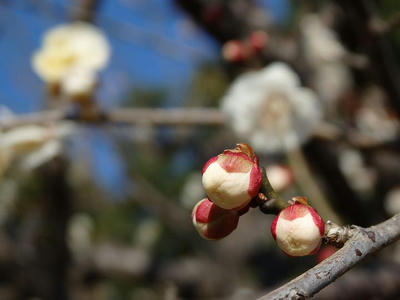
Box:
(271, 202, 324, 256)
(192, 198, 239, 240)
(222, 40, 249, 62)
(202, 143, 262, 210)
(248, 30, 268, 53)
(266, 164, 294, 192)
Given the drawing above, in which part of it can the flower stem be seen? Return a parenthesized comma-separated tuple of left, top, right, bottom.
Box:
(258, 167, 289, 214)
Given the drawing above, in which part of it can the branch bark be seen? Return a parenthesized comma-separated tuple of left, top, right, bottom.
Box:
(258, 213, 400, 300)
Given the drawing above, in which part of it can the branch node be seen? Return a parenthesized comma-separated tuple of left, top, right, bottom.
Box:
(324, 221, 355, 247)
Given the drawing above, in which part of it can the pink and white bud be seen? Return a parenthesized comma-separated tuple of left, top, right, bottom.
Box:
(266, 164, 294, 192)
(222, 40, 248, 63)
(202, 143, 262, 210)
(271, 201, 324, 256)
(192, 198, 239, 240)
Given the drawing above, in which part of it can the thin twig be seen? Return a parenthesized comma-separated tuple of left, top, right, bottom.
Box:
(257, 167, 289, 215)
(258, 213, 400, 300)
(0, 108, 226, 130)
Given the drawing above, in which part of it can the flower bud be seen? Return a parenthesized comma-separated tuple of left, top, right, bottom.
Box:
(222, 40, 249, 62)
(271, 201, 324, 256)
(202, 143, 262, 210)
(248, 30, 268, 53)
(192, 198, 239, 240)
(266, 164, 294, 192)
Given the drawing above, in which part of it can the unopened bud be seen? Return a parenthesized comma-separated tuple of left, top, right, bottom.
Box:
(248, 30, 268, 53)
(202, 143, 262, 210)
(266, 164, 293, 192)
(271, 202, 324, 256)
(192, 198, 239, 240)
(222, 40, 248, 62)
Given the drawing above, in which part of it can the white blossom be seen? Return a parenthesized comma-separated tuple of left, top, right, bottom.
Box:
(300, 14, 346, 64)
(68, 213, 94, 260)
(300, 14, 352, 105)
(61, 66, 97, 99)
(0, 123, 74, 175)
(355, 86, 399, 144)
(32, 22, 110, 83)
(338, 148, 376, 194)
(221, 62, 322, 153)
(179, 173, 205, 210)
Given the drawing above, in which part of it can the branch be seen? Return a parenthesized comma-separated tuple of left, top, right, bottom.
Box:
(70, 0, 100, 22)
(254, 167, 289, 215)
(258, 213, 400, 300)
(0, 108, 226, 130)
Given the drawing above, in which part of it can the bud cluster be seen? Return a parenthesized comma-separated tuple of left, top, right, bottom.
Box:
(222, 31, 268, 63)
(192, 143, 262, 239)
(191, 143, 326, 258)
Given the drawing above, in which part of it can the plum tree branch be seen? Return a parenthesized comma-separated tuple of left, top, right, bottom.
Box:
(0, 108, 226, 130)
(257, 213, 400, 300)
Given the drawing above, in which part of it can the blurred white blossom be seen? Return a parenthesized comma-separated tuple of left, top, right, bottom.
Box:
(134, 219, 162, 250)
(61, 66, 97, 99)
(300, 14, 352, 105)
(180, 173, 205, 209)
(355, 86, 399, 144)
(266, 164, 293, 192)
(221, 62, 322, 153)
(68, 213, 94, 260)
(384, 187, 400, 216)
(20, 139, 62, 171)
(0, 123, 74, 175)
(32, 22, 110, 84)
(0, 106, 15, 123)
(301, 14, 345, 64)
(338, 148, 376, 194)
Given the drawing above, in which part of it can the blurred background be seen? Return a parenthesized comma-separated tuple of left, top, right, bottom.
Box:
(1, 0, 400, 299)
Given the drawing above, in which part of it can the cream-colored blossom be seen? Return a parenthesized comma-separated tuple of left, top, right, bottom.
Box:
(61, 66, 97, 98)
(221, 62, 322, 153)
(32, 22, 110, 83)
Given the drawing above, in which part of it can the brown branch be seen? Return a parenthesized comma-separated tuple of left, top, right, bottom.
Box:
(256, 167, 289, 215)
(70, 0, 100, 22)
(107, 108, 226, 126)
(257, 213, 400, 300)
(0, 108, 226, 130)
